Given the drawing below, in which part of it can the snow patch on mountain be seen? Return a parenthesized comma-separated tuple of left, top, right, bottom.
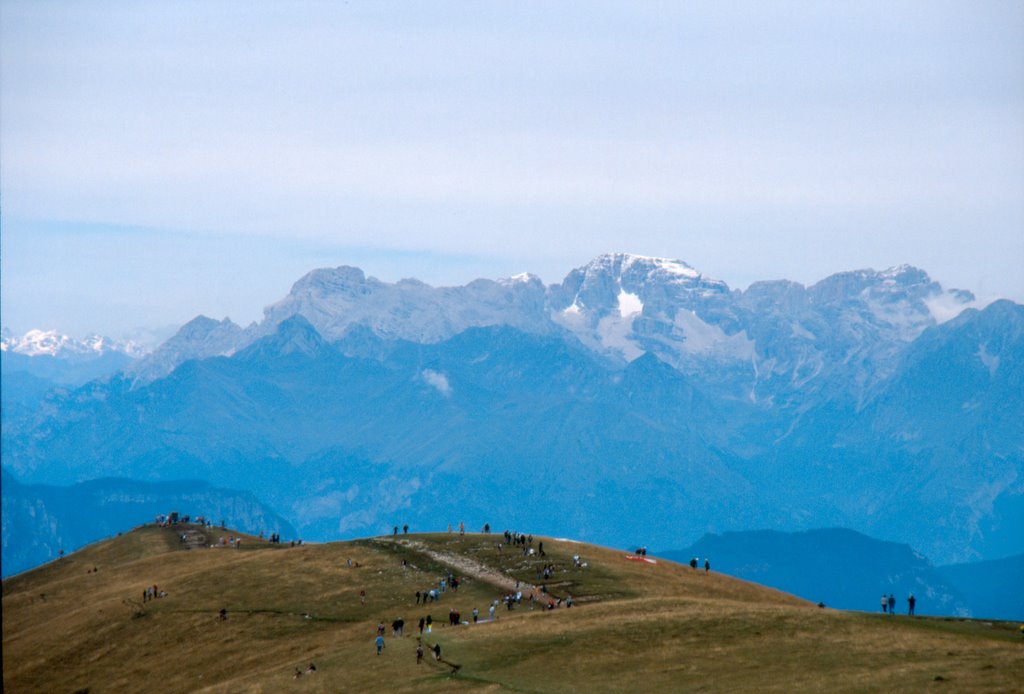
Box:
(617, 289, 643, 317)
(976, 343, 1000, 376)
(672, 310, 755, 358)
(598, 313, 645, 362)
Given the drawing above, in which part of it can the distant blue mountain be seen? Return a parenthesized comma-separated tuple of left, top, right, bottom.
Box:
(2, 255, 1021, 575)
(1, 333, 138, 429)
(937, 553, 1024, 621)
(660, 528, 971, 617)
(0, 469, 296, 578)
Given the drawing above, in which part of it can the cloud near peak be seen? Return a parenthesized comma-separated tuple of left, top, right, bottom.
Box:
(421, 369, 452, 397)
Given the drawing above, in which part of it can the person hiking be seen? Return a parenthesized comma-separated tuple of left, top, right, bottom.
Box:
(472, 607, 479, 624)
(888, 594, 896, 615)
(416, 644, 423, 664)
(433, 643, 441, 661)
(418, 617, 425, 634)
(375, 634, 385, 655)
(908, 594, 916, 615)
(704, 559, 710, 573)
(881, 595, 888, 614)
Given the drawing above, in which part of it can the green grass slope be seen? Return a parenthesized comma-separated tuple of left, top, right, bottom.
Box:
(3, 525, 1022, 693)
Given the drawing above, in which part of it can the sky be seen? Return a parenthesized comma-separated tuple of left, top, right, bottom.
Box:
(2, 1, 1022, 340)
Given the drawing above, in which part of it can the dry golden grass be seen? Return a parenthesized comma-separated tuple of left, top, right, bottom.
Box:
(3, 527, 1022, 693)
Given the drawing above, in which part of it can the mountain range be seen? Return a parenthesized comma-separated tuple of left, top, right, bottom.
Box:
(662, 528, 1024, 620)
(0, 469, 296, 577)
(2, 253, 1021, 575)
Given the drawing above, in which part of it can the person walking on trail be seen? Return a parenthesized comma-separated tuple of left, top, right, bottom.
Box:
(472, 607, 479, 624)
(489, 604, 496, 620)
(908, 594, 916, 616)
(881, 595, 888, 614)
(416, 644, 423, 664)
(888, 594, 896, 615)
(433, 643, 442, 661)
(375, 635, 385, 655)
(704, 559, 710, 573)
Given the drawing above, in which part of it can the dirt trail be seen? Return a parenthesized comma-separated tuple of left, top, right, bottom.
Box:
(393, 539, 542, 598)
(179, 527, 207, 550)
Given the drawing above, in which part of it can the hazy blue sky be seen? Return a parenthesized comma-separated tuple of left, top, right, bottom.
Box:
(2, 1, 1022, 339)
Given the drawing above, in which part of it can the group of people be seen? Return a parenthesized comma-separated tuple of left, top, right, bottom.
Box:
(155, 513, 213, 527)
(413, 643, 442, 663)
(141, 584, 165, 602)
(367, 526, 591, 667)
(881, 593, 916, 615)
(688, 557, 711, 573)
(503, 530, 534, 547)
(416, 571, 461, 605)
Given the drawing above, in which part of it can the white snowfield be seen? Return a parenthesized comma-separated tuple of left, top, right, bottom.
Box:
(0, 328, 147, 358)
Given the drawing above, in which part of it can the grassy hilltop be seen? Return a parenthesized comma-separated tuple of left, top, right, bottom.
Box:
(3, 524, 1022, 693)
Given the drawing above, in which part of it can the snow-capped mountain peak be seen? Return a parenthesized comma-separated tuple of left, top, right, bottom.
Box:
(500, 272, 543, 286)
(12, 329, 81, 356)
(0, 329, 147, 358)
(548, 253, 738, 364)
